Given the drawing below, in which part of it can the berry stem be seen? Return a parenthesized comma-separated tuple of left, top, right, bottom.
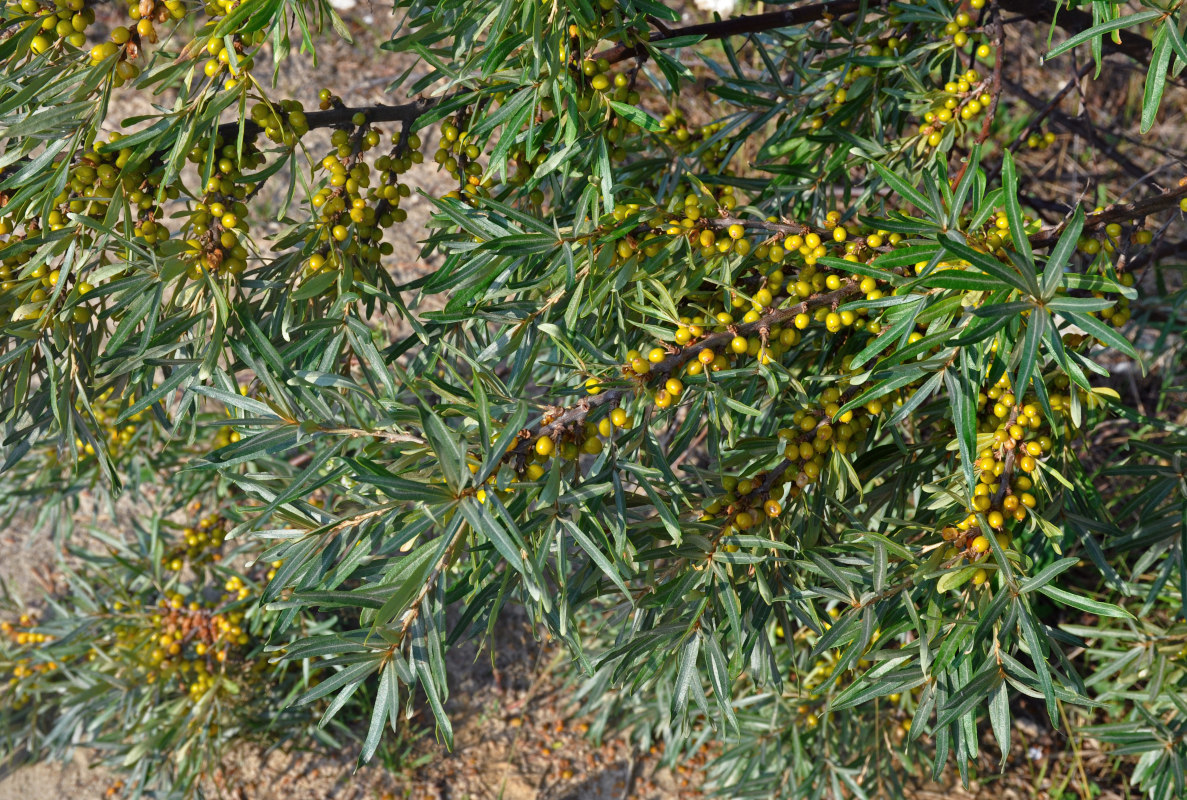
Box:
(951, 2, 1004, 187)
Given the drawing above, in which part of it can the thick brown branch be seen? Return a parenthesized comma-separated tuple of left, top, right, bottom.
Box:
(593, 0, 863, 66)
(1028, 182, 1187, 248)
(588, 0, 1158, 76)
(215, 95, 446, 141)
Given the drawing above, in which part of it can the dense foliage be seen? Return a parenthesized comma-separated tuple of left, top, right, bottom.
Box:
(1, 498, 391, 795)
(2, 0, 1187, 796)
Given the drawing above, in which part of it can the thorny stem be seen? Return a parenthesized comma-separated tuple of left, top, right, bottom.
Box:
(1003, 76, 1158, 190)
(951, 2, 1004, 187)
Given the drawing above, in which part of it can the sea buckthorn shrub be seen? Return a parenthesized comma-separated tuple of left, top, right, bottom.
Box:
(1, 0, 1187, 795)
(0, 497, 391, 796)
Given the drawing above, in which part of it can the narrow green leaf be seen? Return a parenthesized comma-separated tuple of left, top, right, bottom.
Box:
(1044, 10, 1162, 60)
(1037, 585, 1133, 619)
(420, 408, 466, 490)
(561, 518, 633, 600)
(671, 635, 701, 725)
(1014, 309, 1047, 400)
(1063, 311, 1137, 358)
(868, 160, 935, 215)
(1042, 207, 1084, 300)
(702, 630, 738, 731)
(1001, 152, 1035, 270)
(373, 540, 442, 629)
(1141, 28, 1172, 134)
(360, 662, 395, 763)
(608, 101, 663, 133)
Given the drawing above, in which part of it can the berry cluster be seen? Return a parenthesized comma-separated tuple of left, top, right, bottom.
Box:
(611, 223, 894, 381)
(1, 133, 175, 321)
(162, 507, 229, 572)
(1, 226, 60, 322)
(18, 0, 92, 55)
(655, 111, 730, 171)
(74, 386, 151, 460)
(305, 111, 420, 282)
(1024, 130, 1057, 150)
(211, 424, 242, 450)
(580, 57, 638, 106)
(531, 407, 632, 467)
(434, 114, 495, 201)
(183, 134, 263, 278)
(505, 142, 549, 205)
(250, 98, 312, 146)
(136, 587, 252, 703)
(197, 0, 266, 90)
(918, 69, 992, 149)
(974, 207, 1036, 255)
(88, 7, 157, 85)
(942, 2, 988, 53)
(698, 383, 882, 539)
(2, 614, 55, 684)
(935, 374, 1069, 587)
